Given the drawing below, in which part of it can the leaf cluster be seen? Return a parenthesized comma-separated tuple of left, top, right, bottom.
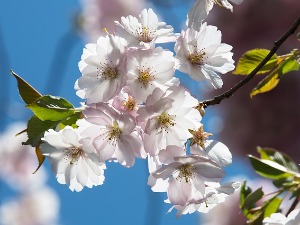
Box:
(240, 147, 300, 224)
(10, 70, 82, 172)
(234, 49, 300, 97)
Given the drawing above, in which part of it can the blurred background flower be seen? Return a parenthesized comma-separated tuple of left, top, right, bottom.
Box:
(0, 0, 299, 224)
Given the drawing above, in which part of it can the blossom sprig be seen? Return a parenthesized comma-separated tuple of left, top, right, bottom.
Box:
(11, 6, 239, 216)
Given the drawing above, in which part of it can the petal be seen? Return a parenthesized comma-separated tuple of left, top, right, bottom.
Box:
(205, 140, 232, 167)
(167, 177, 192, 206)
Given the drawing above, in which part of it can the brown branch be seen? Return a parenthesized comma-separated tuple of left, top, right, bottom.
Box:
(286, 196, 300, 216)
(203, 16, 300, 108)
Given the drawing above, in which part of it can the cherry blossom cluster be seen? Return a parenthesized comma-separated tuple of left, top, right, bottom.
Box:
(40, 5, 239, 216)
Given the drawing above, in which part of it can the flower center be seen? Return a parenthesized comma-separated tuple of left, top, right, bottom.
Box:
(136, 26, 156, 43)
(102, 67, 118, 79)
(189, 51, 206, 65)
(178, 164, 194, 183)
(67, 147, 83, 165)
(123, 96, 136, 112)
(156, 111, 175, 131)
(138, 68, 153, 87)
(189, 125, 212, 148)
(107, 121, 122, 143)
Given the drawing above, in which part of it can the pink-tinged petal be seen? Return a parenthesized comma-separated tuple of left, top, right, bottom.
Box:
(84, 107, 112, 125)
(143, 132, 160, 156)
(191, 174, 205, 196)
(87, 79, 110, 103)
(167, 177, 192, 206)
(190, 145, 207, 156)
(148, 175, 169, 192)
(193, 162, 225, 181)
(92, 136, 115, 161)
(152, 162, 182, 180)
(119, 115, 136, 134)
(165, 129, 184, 147)
(158, 145, 186, 165)
(115, 139, 136, 167)
(174, 155, 200, 164)
(122, 134, 144, 158)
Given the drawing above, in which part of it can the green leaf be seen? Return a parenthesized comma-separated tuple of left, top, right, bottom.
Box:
(279, 58, 299, 76)
(27, 95, 80, 121)
(33, 146, 45, 174)
(248, 211, 264, 225)
(24, 115, 59, 147)
(258, 147, 299, 172)
(242, 187, 264, 210)
(264, 197, 282, 217)
(59, 112, 82, 129)
(273, 176, 294, 188)
(233, 49, 278, 75)
(248, 155, 292, 179)
(10, 70, 42, 104)
(240, 181, 252, 208)
(250, 70, 279, 98)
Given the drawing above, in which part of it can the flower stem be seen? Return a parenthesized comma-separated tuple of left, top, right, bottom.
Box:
(203, 16, 300, 108)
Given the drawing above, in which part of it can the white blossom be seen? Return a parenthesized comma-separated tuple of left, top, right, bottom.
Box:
(187, 0, 244, 31)
(81, 103, 146, 167)
(169, 182, 240, 217)
(111, 86, 139, 117)
(115, 8, 178, 48)
(137, 86, 201, 156)
(126, 47, 175, 102)
(40, 126, 106, 192)
(189, 125, 232, 167)
(263, 210, 300, 225)
(76, 34, 127, 103)
(151, 153, 225, 207)
(175, 23, 235, 89)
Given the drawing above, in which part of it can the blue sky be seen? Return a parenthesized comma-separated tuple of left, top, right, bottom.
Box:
(0, 1, 254, 224)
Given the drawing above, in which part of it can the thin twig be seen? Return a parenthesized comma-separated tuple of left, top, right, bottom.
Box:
(286, 196, 300, 216)
(203, 16, 300, 108)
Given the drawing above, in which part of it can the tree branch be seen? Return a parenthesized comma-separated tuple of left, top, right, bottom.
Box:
(203, 16, 300, 108)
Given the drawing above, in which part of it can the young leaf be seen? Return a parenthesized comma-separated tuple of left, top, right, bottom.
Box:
(24, 115, 59, 147)
(233, 49, 278, 75)
(279, 58, 299, 76)
(241, 187, 264, 210)
(257, 147, 299, 172)
(59, 112, 82, 129)
(264, 197, 282, 217)
(250, 70, 279, 98)
(10, 70, 42, 104)
(26, 95, 80, 121)
(248, 155, 292, 179)
(33, 146, 45, 174)
(240, 181, 252, 208)
(248, 211, 264, 225)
